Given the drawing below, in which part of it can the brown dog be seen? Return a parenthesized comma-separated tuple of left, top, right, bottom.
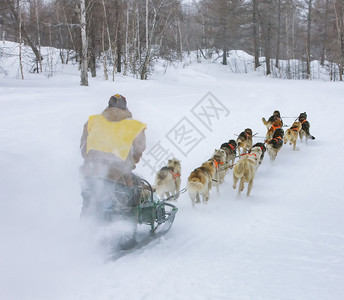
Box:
(265, 119, 283, 142)
(154, 158, 181, 200)
(236, 128, 253, 155)
(187, 160, 215, 206)
(262, 110, 283, 130)
(284, 122, 301, 150)
(233, 147, 262, 196)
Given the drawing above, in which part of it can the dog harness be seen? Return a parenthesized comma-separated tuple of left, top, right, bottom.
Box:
(272, 136, 283, 143)
(240, 153, 257, 165)
(228, 143, 235, 151)
(213, 159, 224, 169)
(240, 153, 257, 158)
(169, 170, 180, 180)
(271, 124, 281, 131)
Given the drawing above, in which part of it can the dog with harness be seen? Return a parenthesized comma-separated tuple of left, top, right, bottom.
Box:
(220, 139, 237, 170)
(209, 149, 228, 194)
(262, 110, 283, 130)
(187, 160, 215, 206)
(265, 118, 283, 142)
(284, 121, 302, 150)
(154, 158, 181, 201)
(233, 146, 263, 196)
(298, 112, 315, 143)
(249, 142, 267, 165)
(266, 128, 284, 161)
(236, 128, 253, 155)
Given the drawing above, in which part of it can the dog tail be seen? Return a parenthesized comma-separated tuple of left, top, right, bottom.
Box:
(233, 161, 245, 179)
(187, 180, 203, 193)
(187, 179, 203, 199)
(284, 129, 291, 142)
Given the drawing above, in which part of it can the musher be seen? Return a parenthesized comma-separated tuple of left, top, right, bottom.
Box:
(79, 94, 147, 247)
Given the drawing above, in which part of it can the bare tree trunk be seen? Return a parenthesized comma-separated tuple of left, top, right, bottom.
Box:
(306, 0, 312, 79)
(101, 0, 114, 77)
(124, 1, 129, 76)
(177, 20, 183, 60)
(102, 23, 108, 80)
(115, 7, 122, 75)
(141, 0, 150, 80)
(253, 0, 260, 70)
(18, 0, 24, 80)
(117, 35, 121, 74)
(135, 0, 141, 78)
(334, 0, 344, 81)
(292, 9, 295, 60)
(286, 8, 291, 79)
(112, 18, 119, 80)
(146, 0, 149, 55)
(222, 47, 227, 65)
(55, 10, 66, 64)
(80, 0, 89, 86)
(89, 33, 96, 77)
(34, 0, 42, 73)
(275, 0, 281, 68)
(321, 0, 329, 66)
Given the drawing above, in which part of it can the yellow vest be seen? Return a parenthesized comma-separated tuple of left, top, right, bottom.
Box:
(86, 114, 146, 161)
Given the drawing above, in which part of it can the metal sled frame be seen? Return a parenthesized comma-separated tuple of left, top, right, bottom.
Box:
(136, 179, 178, 234)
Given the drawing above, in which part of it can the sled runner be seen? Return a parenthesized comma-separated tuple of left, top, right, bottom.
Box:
(97, 177, 178, 261)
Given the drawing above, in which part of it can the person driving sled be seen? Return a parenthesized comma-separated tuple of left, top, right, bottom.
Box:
(79, 94, 147, 222)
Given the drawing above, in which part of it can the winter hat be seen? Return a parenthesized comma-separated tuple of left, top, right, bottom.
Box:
(108, 94, 127, 110)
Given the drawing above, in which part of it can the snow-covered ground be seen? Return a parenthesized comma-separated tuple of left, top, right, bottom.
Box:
(1, 45, 344, 300)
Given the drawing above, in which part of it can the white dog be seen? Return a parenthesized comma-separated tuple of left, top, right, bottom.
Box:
(154, 158, 181, 200)
(232, 146, 262, 196)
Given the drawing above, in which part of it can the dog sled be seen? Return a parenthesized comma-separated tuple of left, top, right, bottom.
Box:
(97, 177, 178, 260)
(136, 178, 178, 234)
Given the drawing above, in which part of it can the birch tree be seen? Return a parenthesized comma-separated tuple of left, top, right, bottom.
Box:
(34, 0, 42, 72)
(79, 0, 88, 86)
(18, 0, 24, 79)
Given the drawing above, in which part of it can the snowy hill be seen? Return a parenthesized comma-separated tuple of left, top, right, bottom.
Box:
(1, 42, 344, 300)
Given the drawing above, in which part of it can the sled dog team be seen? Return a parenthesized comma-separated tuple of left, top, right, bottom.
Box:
(154, 111, 315, 206)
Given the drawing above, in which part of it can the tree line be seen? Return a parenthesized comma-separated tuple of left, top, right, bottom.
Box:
(1, 0, 343, 84)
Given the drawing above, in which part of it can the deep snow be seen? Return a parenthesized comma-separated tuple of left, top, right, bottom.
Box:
(1, 49, 344, 300)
